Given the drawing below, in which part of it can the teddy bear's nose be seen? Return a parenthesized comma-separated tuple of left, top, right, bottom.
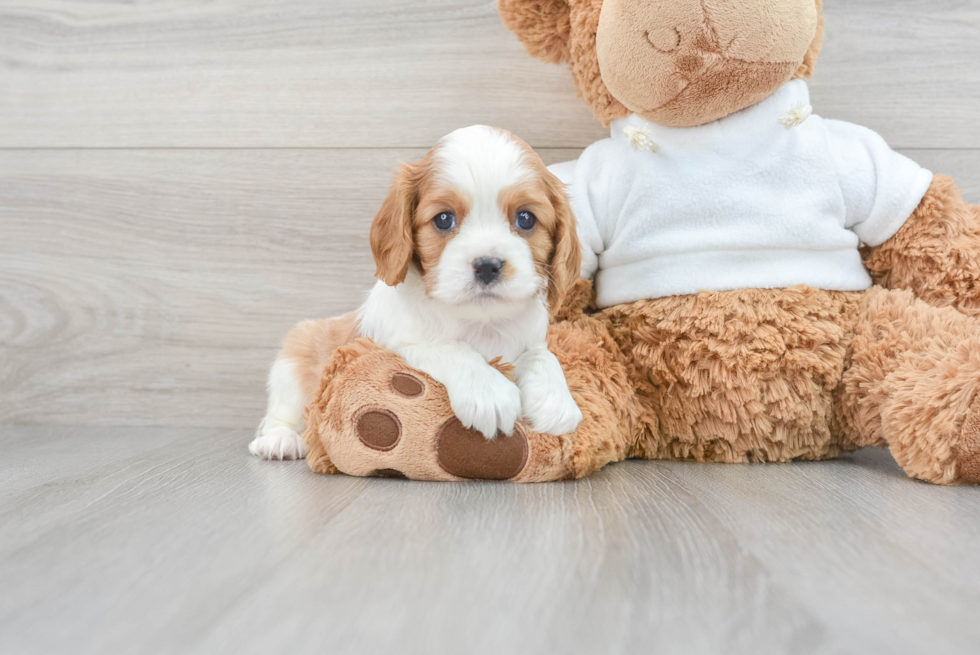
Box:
(675, 53, 703, 75)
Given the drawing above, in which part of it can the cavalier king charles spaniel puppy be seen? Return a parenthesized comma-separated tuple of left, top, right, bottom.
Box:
(250, 125, 583, 460)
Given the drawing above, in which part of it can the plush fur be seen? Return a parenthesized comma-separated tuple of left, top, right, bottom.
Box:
(301, 0, 980, 485)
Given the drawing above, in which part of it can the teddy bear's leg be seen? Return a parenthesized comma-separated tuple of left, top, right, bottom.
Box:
(863, 175, 980, 318)
(305, 313, 641, 482)
(599, 288, 857, 465)
(837, 286, 980, 485)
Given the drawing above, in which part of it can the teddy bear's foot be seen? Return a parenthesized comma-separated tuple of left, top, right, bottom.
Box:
(303, 339, 576, 482)
(842, 287, 980, 485)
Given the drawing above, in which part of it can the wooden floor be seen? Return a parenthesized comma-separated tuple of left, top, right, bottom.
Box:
(3, 1, 980, 653)
(2, 427, 979, 655)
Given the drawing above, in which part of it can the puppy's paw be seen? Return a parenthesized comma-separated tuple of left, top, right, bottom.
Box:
(522, 383, 583, 436)
(516, 349, 583, 436)
(249, 425, 309, 460)
(445, 368, 522, 440)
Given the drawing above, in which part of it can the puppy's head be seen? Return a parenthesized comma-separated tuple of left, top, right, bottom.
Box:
(370, 125, 581, 317)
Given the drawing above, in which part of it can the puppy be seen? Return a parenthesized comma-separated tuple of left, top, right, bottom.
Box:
(250, 125, 583, 460)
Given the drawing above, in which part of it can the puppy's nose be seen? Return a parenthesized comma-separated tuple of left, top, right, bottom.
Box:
(473, 257, 504, 286)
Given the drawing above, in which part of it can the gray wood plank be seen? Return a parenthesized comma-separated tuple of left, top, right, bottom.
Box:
(0, 0, 605, 149)
(196, 464, 832, 655)
(0, 426, 370, 655)
(1, 0, 978, 149)
(666, 451, 980, 655)
(2, 148, 978, 428)
(2, 426, 979, 655)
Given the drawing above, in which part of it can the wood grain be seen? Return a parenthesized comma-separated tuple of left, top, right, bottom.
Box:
(1, 426, 978, 655)
(0, 0, 978, 149)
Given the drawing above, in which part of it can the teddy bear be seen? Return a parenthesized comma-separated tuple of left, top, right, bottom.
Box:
(302, 0, 980, 485)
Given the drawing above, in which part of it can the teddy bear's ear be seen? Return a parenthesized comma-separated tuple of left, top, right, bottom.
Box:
(794, 0, 825, 79)
(498, 0, 573, 65)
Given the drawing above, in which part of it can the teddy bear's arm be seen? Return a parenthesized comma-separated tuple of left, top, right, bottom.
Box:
(862, 175, 980, 318)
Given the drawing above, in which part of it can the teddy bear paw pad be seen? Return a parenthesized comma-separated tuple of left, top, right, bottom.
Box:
(355, 408, 402, 451)
(435, 417, 528, 480)
(370, 468, 409, 479)
(390, 372, 425, 398)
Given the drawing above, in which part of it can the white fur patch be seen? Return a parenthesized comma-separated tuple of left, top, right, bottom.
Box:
(436, 126, 534, 194)
(250, 358, 309, 460)
(249, 425, 308, 461)
(514, 347, 583, 436)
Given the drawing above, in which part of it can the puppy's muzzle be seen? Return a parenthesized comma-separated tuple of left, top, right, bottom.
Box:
(473, 257, 505, 286)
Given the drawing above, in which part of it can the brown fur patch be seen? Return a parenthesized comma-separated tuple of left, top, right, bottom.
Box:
(280, 311, 360, 405)
(498, 181, 563, 301)
(370, 142, 471, 288)
(498, 130, 582, 314)
(370, 163, 419, 287)
(413, 184, 470, 292)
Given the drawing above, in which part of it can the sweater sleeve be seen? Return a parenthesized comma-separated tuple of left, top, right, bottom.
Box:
(548, 158, 603, 280)
(824, 119, 934, 247)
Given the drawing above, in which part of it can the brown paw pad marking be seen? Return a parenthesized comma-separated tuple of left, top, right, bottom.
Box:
(390, 372, 425, 398)
(956, 399, 980, 484)
(435, 418, 528, 481)
(356, 409, 401, 451)
(370, 468, 408, 479)
(954, 441, 980, 485)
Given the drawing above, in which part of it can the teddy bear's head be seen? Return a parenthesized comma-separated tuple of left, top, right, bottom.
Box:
(499, 0, 825, 128)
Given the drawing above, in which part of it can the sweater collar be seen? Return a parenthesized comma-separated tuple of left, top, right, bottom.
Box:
(610, 80, 812, 148)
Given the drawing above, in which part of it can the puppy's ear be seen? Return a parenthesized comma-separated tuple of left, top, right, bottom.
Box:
(498, 0, 572, 65)
(544, 170, 582, 315)
(370, 163, 418, 287)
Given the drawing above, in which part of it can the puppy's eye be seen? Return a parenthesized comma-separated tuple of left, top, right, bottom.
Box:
(433, 211, 456, 231)
(515, 210, 537, 231)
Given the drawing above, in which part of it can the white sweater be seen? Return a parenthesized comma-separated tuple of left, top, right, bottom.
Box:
(550, 80, 934, 309)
